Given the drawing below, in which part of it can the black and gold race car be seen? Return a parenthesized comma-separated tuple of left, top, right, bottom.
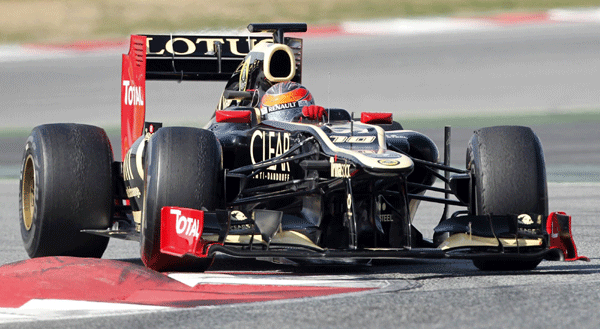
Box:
(18, 23, 587, 272)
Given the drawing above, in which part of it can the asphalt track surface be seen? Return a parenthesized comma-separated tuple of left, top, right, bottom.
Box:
(0, 23, 599, 328)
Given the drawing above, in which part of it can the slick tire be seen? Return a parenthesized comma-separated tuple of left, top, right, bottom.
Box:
(19, 124, 113, 258)
(467, 126, 548, 271)
(140, 127, 222, 272)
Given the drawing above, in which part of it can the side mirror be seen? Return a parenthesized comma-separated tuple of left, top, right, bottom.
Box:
(361, 112, 392, 124)
(216, 110, 252, 123)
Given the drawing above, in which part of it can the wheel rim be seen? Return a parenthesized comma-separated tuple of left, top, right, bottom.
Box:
(22, 155, 35, 231)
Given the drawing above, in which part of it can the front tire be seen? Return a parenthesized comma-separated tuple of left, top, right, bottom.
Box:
(19, 124, 113, 258)
(468, 126, 548, 271)
(140, 127, 222, 272)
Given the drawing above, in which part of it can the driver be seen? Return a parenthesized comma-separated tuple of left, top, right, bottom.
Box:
(259, 81, 326, 122)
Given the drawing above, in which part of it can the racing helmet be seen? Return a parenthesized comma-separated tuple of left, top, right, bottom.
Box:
(259, 81, 314, 121)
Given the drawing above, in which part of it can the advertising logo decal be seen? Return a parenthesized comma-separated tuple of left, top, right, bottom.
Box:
(378, 159, 399, 166)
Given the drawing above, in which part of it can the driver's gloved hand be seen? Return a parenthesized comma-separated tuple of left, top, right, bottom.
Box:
(302, 105, 326, 121)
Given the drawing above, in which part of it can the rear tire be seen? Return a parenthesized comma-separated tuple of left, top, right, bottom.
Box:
(19, 124, 113, 258)
(140, 127, 222, 272)
(468, 126, 547, 271)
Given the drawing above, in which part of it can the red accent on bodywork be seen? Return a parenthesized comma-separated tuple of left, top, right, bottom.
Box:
(216, 110, 252, 123)
(361, 112, 392, 124)
(160, 207, 213, 258)
(546, 212, 589, 261)
(121, 35, 147, 160)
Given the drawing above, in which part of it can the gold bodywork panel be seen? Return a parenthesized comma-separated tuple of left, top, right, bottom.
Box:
(439, 233, 543, 250)
(287, 121, 414, 171)
(203, 230, 323, 251)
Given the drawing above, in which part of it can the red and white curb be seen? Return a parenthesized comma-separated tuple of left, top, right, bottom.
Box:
(1, 7, 599, 63)
(340, 8, 600, 35)
(549, 7, 600, 22)
(0, 257, 396, 323)
(341, 17, 494, 35)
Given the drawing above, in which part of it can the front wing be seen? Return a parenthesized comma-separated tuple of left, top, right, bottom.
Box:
(159, 207, 588, 263)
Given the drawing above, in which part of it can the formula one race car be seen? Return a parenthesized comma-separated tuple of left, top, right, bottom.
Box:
(19, 23, 588, 272)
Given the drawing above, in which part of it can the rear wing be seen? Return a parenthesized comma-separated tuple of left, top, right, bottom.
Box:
(144, 35, 273, 81)
(120, 23, 306, 159)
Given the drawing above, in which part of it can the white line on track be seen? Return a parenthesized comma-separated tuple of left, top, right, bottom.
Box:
(0, 300, 167, 324)
(168, 273, 390, 288)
